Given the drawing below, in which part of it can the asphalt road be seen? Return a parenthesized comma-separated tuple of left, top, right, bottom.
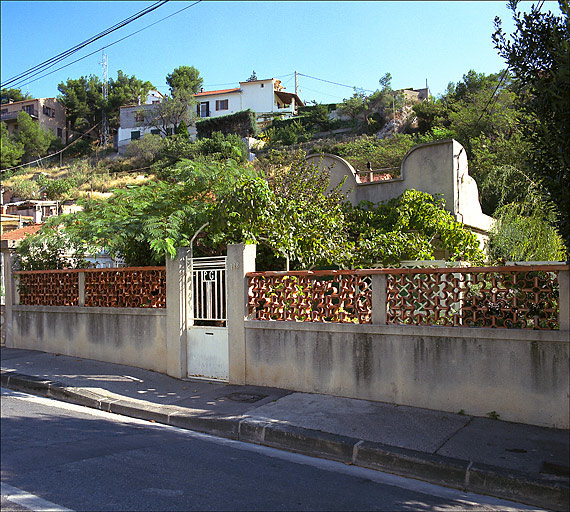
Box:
(1, 388, 543, 512)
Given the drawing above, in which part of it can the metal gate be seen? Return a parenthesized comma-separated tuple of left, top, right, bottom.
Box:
(187, 256, 228, 381)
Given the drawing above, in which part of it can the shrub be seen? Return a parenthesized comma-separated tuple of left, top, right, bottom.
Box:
(196, 109, 257, 138)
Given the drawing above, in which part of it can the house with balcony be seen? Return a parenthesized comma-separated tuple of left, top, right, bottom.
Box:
(117, 79, 303, 152)
(1, 98, 67, 143)
(194, 78, 303, 126)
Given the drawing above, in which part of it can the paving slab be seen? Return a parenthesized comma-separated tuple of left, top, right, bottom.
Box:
(437, 416, 570, 475)
(246, 392, 472, 453)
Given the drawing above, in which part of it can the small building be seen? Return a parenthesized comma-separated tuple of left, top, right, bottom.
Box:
(117, 79, 304, 153)
(1, 98, 67, 143)
(116, 90, 166, 154)
(194, 78, 303, 124)
(2, 200, 59, 224)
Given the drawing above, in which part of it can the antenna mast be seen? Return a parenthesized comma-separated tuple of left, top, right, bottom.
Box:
(100, 50, 109, 148)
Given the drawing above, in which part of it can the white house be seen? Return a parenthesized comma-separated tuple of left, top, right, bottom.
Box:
(194, 78, 303, 124)
(117, 79, 304, 153)
(116, 90, 165, 154)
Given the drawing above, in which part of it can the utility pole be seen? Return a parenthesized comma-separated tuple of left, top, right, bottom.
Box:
(100, 50, 109, 148)
(295, 71, 298, 95)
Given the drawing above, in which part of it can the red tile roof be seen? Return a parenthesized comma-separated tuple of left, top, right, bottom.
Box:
(194, 88, 241, 97)
(1, 224, 42, 241)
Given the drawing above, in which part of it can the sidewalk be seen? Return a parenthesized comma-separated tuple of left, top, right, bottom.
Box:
(1, 347, 568, 511)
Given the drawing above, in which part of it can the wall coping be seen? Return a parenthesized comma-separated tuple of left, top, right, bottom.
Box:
(245, 320, 570, 343)
(12, 305, 167, 316)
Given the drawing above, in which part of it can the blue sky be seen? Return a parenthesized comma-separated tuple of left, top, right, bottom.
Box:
(0, 1, 562, 104)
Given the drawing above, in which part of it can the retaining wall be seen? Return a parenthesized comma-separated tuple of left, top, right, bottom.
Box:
(243, 321, 569, 428)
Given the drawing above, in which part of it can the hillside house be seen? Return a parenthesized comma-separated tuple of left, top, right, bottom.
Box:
(117, 79, 303, 153)
(116, 90, 166, 153)
(1, 98, 67, 143)
(194, 78, 303, 125)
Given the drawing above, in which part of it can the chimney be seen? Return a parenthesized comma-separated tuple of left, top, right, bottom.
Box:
(200, 88, 204, 93)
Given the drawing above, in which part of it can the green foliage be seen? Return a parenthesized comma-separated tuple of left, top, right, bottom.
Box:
(141, 89, 196, 136)
(493, 0, 570, 248)
(316, 134, 415, 172)
(265, 119, 309, 146)
(125, 133, 165, 166)
(196, 109, 258, 139)
(166, 65, 203, 94)
(16, 220, 89, 271)
(195, 132, 247, 162)
(61, 160, 254, 265)
(246, 71, 258, 82)
(486, 205, 567, 262)
(345, 190, 484, 267)
(216, 152, 349, 269)
(57, 75, 103, 132)
(339, 73, 405, 134)
(58, 71, 155, 133)
(13, 111, 57, 162)
(176, 119, 189, 137)
(1, 87, 32, 104)
(1, 121, 24, 168)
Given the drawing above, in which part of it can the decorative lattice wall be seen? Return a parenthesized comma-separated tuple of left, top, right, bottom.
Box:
(16, 267, 166, 308)
(247, 266, 564, 329)
(17, 271, 79, 306)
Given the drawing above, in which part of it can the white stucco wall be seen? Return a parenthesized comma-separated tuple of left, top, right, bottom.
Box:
(195, 91, 242, 119)
(306, 139, 494, 238)
(239, 79, 275, 115)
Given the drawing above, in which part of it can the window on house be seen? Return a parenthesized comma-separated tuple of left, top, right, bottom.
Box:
(199, 101, 210, 118)
(150, 129, 160, 135)
(23, 105, 34, 115)
(131, 131, 140, 140)
(216, 99, 229, 111)
(57, 128, 63, 138)
(261, 83, 264, 88)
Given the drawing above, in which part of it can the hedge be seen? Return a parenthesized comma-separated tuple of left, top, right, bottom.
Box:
(196, 109, 258, 139)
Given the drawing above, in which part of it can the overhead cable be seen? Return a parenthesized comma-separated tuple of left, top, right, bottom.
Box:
(7, 1, 202, 90)
(2, 2, 168, 88)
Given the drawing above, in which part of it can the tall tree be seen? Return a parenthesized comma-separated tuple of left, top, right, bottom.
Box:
(1, 87, 32, 104)
(106, 70, 155, 128)
(0, 121, 25, 168)
(13, 111, 56, 162)
(166, 66, 203, 94)
(141, 89, 196, 136)
(57, 75, 104, 132)
(493, 0, 570, 248)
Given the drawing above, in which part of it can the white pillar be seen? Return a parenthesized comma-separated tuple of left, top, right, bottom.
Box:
(371, 274, 387, 325)
(227, 243, 256, 385)
(165, 248, 190, 378)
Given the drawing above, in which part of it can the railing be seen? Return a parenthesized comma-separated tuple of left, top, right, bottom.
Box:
(15, 267, 166, 308)
(1, 109, 38, 121)
(355, 167, 400, 183)
(247, 265, 569, 330)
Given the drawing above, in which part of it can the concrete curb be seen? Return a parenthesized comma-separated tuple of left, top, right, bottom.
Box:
(2, 370, 568, 511)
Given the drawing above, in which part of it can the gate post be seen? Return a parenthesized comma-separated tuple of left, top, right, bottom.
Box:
(165, 248, 190, 379)
(227, 243, 256, 385)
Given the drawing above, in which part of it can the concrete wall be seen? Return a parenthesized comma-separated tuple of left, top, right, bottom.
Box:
(9, 305, 167, 373)
(243, 321, 570, 428)
(240, 79, 275, 115)
(306, 139, 494, 237)
(196, 92, 242, 118)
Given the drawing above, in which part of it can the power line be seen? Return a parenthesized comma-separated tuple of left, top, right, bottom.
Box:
(297, 72, 375, 94)
(8, 1, 202, 91)
(2, 2, 168, 88)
